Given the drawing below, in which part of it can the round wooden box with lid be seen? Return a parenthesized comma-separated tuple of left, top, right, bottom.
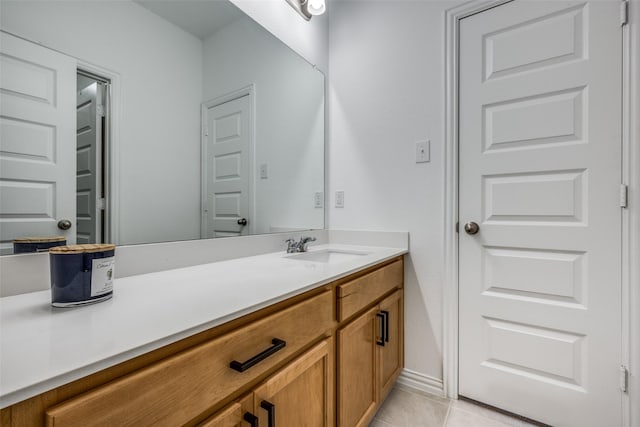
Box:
(49, 244, 116, 307)
(13, 236, 66, 254)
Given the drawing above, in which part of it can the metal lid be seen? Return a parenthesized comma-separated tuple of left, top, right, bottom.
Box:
(49, 244, 116, 254)
(13, 236, 66, 243)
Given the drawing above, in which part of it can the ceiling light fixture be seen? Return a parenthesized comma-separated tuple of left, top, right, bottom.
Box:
(285, 0, 326, 21)
(306, 0, 326, 15)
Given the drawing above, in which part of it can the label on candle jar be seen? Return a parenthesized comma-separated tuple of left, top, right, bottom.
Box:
(91, 256, 115, 297)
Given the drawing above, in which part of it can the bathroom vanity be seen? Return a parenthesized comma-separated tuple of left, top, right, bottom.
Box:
(0, 244, 405, 426)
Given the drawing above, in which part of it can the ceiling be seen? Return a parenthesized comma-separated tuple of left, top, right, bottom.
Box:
(134, 0, 244, 40)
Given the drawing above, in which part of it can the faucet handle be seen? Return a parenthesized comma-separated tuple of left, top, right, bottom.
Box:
(285, 238, 297, 253)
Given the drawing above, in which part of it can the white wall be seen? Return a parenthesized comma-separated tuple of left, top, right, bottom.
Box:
(1, 1, 204, 246)
(328, 0, 459, 385)
(203, 15, 325, 234)
(230, 0, 329, 72)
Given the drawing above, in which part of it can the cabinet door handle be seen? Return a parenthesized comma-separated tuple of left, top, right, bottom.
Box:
(261, 400, 276, 427)
(230, 338, 286, 372)
(244, 412, 259, 427)
(381, 310, 390, 343)
(376, 313, 386, 346)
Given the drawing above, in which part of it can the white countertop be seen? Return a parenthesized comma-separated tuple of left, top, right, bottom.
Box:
(0, 244, 406, 408)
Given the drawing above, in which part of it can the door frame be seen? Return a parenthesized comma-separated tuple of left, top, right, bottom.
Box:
(76, 67, 113, 245)
(200, 84, 256, 237)
(442, 2, 639, 426)
(76, 61, 120, 246)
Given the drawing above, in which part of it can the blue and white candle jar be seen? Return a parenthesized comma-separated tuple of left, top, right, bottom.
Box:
(13, 236, 66, 254)
(49, 244, 116, 307)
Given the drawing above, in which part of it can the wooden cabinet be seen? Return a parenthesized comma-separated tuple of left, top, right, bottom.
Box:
(336, 260, 403, 322)
(44, 291, 333, 427)
(198, 402, 244, 427)
(1, 256, 403, 427)
(337, 289, 404, 427)
(254, 339, 334, 427)
(337, 307, 378, 427)
(199, 394, 255, 427)
(379, 290, 403, 401)
(201, 339, 334, 427)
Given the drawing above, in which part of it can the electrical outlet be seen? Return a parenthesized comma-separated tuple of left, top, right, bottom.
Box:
(335, 191, 344, 208)
(314, 192, 324, 208)
(416, 140, 430, 163)
(260, 163, 268, 179)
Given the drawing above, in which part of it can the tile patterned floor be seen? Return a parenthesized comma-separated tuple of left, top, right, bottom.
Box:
(368, 385, 540, 427)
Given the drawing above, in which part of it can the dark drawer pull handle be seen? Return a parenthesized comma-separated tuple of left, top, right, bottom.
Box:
(230, 338, 286, 372)
(376, 313, 386, 346)
(381, 310, 390, 343)
(244, 412, 259, 427)
(261, 400, 276, 427)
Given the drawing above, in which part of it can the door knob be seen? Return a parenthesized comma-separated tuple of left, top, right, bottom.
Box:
(237, 218, 248, 226)
(464, 222, 479, 235)
(57, 219, 72, 230)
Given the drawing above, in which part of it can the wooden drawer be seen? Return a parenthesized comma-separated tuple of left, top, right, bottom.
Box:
(336, 260, 403, 322)
(45, 290, 333, 427)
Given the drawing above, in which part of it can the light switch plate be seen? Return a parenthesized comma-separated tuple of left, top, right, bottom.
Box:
(416, 140, 430, 163)
(260, 163, 268, 179)
(314, 192, 324, 208)
(335, 191, 344, 208)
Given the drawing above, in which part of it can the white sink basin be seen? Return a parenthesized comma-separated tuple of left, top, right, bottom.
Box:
(285, 249, 370, 264)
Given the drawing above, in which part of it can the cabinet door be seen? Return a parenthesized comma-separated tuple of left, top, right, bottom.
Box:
(378, 290, 403, 401)
(199, 395, 256, 427)
(254, 339, 333, 427)
(199, 402, 242, 427)
(337, 307, 378, 427)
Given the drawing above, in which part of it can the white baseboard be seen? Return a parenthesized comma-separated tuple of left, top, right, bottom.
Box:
(396, 368, 445, 398)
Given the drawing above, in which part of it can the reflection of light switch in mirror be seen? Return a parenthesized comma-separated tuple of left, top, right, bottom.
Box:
(314, 192, 323, 208)
(260, 163, 268, 179)
(416, 140, 430, 163)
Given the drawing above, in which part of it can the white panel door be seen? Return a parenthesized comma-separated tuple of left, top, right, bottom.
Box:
(0, 32, 76, 253)
(205, 95, 250, 238)
(76, 81, 103, 244)
(458, 2, 622, 426)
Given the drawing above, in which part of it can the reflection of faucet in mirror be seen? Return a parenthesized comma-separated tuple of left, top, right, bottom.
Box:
(286, 236, 317, 253)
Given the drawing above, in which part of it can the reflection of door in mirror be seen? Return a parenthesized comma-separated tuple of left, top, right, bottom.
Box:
(0, 33, 76, 255)
(76, 72, 109, 245)
(203, 93, 252, 238)
(0, 32, 112, 255)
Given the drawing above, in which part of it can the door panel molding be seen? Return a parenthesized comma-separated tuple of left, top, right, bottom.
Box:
(443, 2, 638, 426)
(0, 31, 119, 246)
(201, 84, 255, 238)
(0, 32, 76, 252)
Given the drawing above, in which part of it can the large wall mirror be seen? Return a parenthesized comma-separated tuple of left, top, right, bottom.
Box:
(0, 0, 325, 255)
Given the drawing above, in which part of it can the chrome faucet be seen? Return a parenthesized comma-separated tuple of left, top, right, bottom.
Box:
(285, 236, 317, 253)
